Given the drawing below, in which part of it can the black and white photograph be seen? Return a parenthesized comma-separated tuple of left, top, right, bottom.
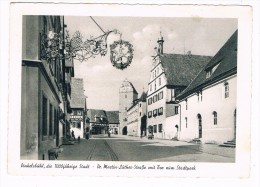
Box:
(3, 1, 257, 183)
(20, 15, 238, 163)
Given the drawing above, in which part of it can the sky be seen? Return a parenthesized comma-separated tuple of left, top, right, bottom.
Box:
(65, 16, 237, 111)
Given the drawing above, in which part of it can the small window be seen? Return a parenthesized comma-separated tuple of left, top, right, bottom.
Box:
(224, 82, 229, 98)
(153, 109, 157, 117)
(155, 82, 156, 90)
(77, 122, 81, 128)
(174, 106, 179, 114)
(213, 111, 217, 125)
(125, 94, 127, 98)
(185, 99, 188, 110)
(148, 111, 152, 118)
(140, 112, 141, 116)
(185, 117, 188, 128)
(159, 77, 161, 86)
(139, 103, 141, 107)
(150, 84, 152, 91)
(153, 125, 157, 133)
(158, 124, 163, 132)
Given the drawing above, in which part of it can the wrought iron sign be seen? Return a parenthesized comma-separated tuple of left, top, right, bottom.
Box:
(40, 16, 134, 70)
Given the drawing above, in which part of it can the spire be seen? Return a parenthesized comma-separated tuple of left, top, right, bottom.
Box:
(157, 31, 164, 55)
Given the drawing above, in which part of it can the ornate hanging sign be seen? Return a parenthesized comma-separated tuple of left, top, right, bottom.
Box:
(110, 40, 134, 70)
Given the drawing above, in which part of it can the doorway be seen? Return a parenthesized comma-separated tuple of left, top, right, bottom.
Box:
(197, 114, 202, 138)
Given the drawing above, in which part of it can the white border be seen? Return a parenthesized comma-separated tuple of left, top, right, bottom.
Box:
(1, 0, 259, 186)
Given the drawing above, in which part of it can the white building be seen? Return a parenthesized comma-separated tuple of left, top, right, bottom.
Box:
(176, 30, 238, 144)
(147, 35, 211, 139)
(127, 92, 147, 137)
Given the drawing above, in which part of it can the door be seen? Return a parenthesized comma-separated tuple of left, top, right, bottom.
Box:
(198, 114, 202, 138)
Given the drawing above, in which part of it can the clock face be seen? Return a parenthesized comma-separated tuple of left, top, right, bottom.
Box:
(110, 40, 134, 70)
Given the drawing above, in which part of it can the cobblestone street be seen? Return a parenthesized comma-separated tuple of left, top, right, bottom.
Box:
(58, 135, 235, 162)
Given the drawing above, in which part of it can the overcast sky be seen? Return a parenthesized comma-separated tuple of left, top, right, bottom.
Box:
(65, 16, 237, 111)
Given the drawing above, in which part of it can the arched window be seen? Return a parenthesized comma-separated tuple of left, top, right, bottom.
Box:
(224, 82, 229, 98)
(213, 111, 217, 125)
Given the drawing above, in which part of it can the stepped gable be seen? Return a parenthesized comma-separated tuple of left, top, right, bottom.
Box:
(70, 78, 85, 108)
(177, 30, 237, 100)
(161, 53, 212, 87)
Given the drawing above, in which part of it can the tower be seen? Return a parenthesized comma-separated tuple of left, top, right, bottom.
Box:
(119, 79, 138, 135)
(157, 31, 164, 55)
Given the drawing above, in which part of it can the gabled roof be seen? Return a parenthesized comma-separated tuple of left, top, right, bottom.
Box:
(139, 91, 147, 102)
(106, 111, 119, 124)
(70, 78, 85, 108)
(160, 53, 211, 86)
(177, 30, 238, 100)
(87, 109, 107, 123)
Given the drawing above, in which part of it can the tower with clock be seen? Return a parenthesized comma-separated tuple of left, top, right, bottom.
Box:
(119, 79, 138, 135)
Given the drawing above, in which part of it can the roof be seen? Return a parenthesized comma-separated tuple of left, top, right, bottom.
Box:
(120, 79, 138, 94)
(177, 30, 237, 100)
(106, 111, 119, 124)
(87, 109, 107, 123)
(139, 91, 147, 102)
(70, 78, 85, 108)
(160, 53, 211, 87)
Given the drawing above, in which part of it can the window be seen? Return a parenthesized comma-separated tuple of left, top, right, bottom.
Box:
(139, 103, 141, 107)
(174, 106, 179, 114)
(159, 77, 161, 86)
(153, 95, 158, 103)
(153, 109, 157, 117)
(197, 92, 200, 102)
(42, 96, 48, 137)
(158, 91, 163, 100)
(200, 91, 203, 101)
(153, 125, 157, 133)
(158, 124, 163, 132)
(155, 82, 156, 90)
(148, 98, 152, 105)
(140, 112, 141, 116)
(148, 111, 152, 118)
(158, 107, 163, 115)
(155, 70, 156, 77)
(49, 104, 53, 136)
(224, 82, 229, 98)
(157, 67, 159, 74)
(185, 99, 188, 110)
(125, 94, 127, 98)
(150, 84, 152, 91)
(77, 122, 81, 128)
(213, 111, 217, 125)
(185, 117, 188, 128)
(77, 110, 82, 115)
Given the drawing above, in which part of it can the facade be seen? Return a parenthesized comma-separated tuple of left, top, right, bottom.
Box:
(21, 16, 71, 160)
(119, 79, 138, 135)
(106, 111, 120, 134)
(127, 92, 147, 137)
(87, 109, 108, 134)
(147, 35, 211, 139)
(69, 78, 86, 139)
(175, 30, 238, 144)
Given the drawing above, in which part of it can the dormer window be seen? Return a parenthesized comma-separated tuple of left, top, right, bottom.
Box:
(206, 63, 220, 79)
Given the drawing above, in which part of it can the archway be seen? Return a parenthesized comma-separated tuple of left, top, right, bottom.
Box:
(122, 126, 127, 135)
(197, 114, 202, 138)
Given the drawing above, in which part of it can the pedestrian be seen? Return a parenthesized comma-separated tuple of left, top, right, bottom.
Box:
(71, 130, 75, 140)
(108, 129, 111, 138)
(77, 136, 80, 143)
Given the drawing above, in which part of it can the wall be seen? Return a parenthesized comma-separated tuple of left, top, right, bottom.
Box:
(20, 66, 39, 160)
(179, 75, 237, 144)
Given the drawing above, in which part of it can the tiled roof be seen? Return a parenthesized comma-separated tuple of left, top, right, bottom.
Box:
(106, 111, 119, 124)
(87, 109, 107, 123)
(70, 78, 85, 108)
(177, 30, 237, 100)
(139, 91, 147, 102)
(161, 53, 211, 87)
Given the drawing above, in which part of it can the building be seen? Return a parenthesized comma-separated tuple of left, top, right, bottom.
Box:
(119, 79, 138, 135)
(106, 111, 120, 134)
(69, 78, 86, 139)
(21, 16, 69, 160)
(146, 35, 211, 139)
(175, 30, 238, 144)
(87, 109, 108, 134)
(127, 92, 147, 137)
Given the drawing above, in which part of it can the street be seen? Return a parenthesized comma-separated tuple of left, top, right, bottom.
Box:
(57, 135, 235, 162)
